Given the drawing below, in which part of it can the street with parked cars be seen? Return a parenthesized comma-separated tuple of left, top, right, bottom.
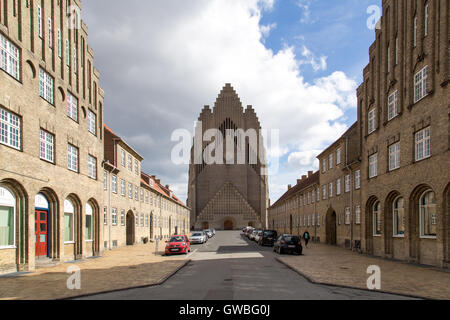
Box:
(242, 226, 303, 256)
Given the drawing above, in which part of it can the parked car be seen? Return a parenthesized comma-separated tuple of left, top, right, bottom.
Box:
(244, 227, 254, 238)
(258, 230, 278, 247)
(165, 235, 191, 255)
(211, 228, 216, 236)
(273, 234, 303, 255)
(249, 229, 261, 241)
(254, 230, 263, 243)
(189, 231, 207, 244)
(203, 229, 213, 238)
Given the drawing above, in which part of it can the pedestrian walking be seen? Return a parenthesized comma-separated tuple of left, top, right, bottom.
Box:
(303, 231, 310, 248)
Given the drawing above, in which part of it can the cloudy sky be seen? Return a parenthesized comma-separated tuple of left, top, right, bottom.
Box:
(82, 0, 381, 203)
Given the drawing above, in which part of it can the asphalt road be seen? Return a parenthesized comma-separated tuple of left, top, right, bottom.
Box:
(78, 231, 413, 300)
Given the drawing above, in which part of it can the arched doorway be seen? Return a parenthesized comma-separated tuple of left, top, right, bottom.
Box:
(326, 208, 337, 245)
(64, 195, 82, 260)
(35, 189, 59, 261)
(86, 199, 100, 257)
(126, 211, 135, 245)
(365, 196, 379, 255)
(0, 181, 28, 272)
(224, 220, 233, 230)
(35, 193, 50, 259)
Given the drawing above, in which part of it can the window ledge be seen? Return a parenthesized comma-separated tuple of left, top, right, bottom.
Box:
(85, 240, 93, 243)
(64, 241, 75, 245)
(420, 236, 437, 240)
(0, 246, 17, 250)
(393, 235, 405, 238)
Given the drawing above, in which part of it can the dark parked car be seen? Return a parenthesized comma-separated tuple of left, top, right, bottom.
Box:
(258, 230, 278, 247)
(273, 234, 303, 255)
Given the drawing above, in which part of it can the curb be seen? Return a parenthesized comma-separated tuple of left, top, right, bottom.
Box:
(275, 257, 435, 300)
(60, 259, 191, 300)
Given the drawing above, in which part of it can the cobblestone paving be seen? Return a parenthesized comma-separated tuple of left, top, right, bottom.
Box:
(277, 243, 450, 300)
(0, 242, 189, 300)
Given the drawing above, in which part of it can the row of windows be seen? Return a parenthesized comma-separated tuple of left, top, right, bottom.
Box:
(321, 147, 342, 173)
(120, 148, 140, 176)
(368, 127, 430, 179)
(1, 106, 98, 178)
(372, 190, 436, 238)
(368, 65, 429, 136)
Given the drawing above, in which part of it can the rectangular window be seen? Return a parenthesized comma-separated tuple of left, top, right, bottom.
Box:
(103, 171, 107, 190)
(40, 129, 54, 163)
(345, 175, 350, 193)
(103, 207, 107, 225)
(336, 148, 341, 165)
(328, 154, 333, 169)
(414, 66, 428, 103)
(85, 213, 92, 241)
(67, 92, 78, 121)
(322, 185, 326, 200)
(39, 68, 54, 104)
(112, 208, 117, 226)
(121, 149, 125, 166)
(128, 183, 132, 199)
(145, 192, 149, 204)
(38, 5, 43, 38)
(389, 142, 401, 171)
(322, 159, 326, 173)
(135, 186, 139, 201)
(415, 127, 431, 161)
(88, 110, 96, 135)
(355, 206, 361, 225)
(88, 155, 97, 179)
(0, 33, 20, 80)
(66, 40, 70, 66)
(395, 37, 399, 65)
(140, 189, 144, 202)
(424, 4, 429, 37)
(413, 16, 417, 47)
(0, 107, 21, 150)
(336, 179, 341, 196)
(369, 154, 378, 179)
(64, 212, 74, 242)
(128, 155, 132, 171)
(57, 29, 62, 57)
(111, 175, 117, 193)
(67, 144, 79, 172)
(48, 18, 53, 48)
(135, 159, 139, 175)
(121, 180, 125, 196)
(345, 208, 351, 225)
(368, 109, 376, 134)
(0, 206, 14, 247)
(355, 170, 361, 189)
(121, 210, 125, 226)
(388, 90, 398, 121)
(329, 183, 333, 198)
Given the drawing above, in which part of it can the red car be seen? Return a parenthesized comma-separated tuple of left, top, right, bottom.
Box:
(165, 235, 191, 255)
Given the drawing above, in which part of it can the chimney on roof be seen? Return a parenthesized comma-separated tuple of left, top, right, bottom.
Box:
(156, 179, 161, 184)
(297, 179, 302, 185)
(302, 175, 307, 181)
(308, 171, 313, 177)
(151, 175, 156, 179)
(288, 184, 292, 190)
(165, 185, 170, 190)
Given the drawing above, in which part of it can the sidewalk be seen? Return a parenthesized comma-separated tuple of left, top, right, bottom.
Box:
(0, 242, 189, 300)
(277, 243, 450, 300)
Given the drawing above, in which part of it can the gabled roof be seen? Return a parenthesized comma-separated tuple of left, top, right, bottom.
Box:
(141, 172, 189, 210)
(104, 124, 144, 161)
(270, 171, 319, 209)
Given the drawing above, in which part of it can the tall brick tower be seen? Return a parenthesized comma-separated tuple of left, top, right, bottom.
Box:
(187, 84, 269, 230)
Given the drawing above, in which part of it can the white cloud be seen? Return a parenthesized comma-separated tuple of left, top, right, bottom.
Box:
(296, 0, 313, 24)
(83, 0, 357, 202)
(299, 45, 328, 71)
(260, 22, 277, 39)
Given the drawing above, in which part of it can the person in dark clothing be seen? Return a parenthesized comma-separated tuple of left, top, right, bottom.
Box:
(303, 231, 311, 248)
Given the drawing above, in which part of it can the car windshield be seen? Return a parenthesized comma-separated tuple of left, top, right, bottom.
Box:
(169, 236, 185, 242)
(191, 233, 203, 237)
(264, 231, 275, 236)
(284, 236, 300, 242)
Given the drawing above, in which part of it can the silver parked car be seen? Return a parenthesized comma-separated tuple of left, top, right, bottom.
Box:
(203, 229, 213, 238)
(190, 232, 207, 244)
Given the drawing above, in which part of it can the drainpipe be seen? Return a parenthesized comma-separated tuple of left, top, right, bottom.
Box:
(345, 137, 353, 251)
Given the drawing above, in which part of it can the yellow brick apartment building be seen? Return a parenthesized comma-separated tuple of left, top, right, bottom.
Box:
(270, 0, 449, 268)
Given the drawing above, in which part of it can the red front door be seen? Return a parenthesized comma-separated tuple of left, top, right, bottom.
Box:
(35, 210, 48, 257)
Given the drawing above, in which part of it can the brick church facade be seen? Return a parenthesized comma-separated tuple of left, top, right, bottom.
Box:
(187, 84, 269, 231)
